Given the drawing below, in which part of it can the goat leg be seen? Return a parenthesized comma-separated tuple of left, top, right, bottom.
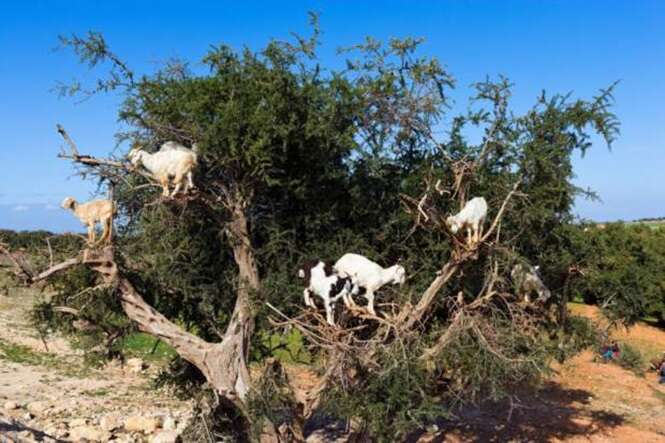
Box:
(171, 180, 183, 197)
(87, 225, 96, 245)
(187, 171, 195, 191)
(343, 291, 357, 308)
(158, 175, 170, 197)
(303, 289, 314, 308)
(324, 298, 335, 326)
(107, 217, 113, 243)
(365, 291, 376, 316)
(100, 218, 112, 245)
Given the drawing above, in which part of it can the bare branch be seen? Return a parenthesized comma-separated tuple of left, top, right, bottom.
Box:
(31, 257, 83, 283)
(56, 124, 80, 156)
(480, 179, 522, 243)
(53, 306, 81, 316)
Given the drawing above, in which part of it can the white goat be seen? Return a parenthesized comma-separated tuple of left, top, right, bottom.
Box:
(333, 253, 405, 316)
(128, 141, 198, 197)
(446, 196, 488, 244)
(61, 197, 116, 245)
(297, 260, 354, 326)
(511, 263, 551, 303)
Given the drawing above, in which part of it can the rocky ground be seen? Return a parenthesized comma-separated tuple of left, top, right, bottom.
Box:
(0, 290, 193, 442)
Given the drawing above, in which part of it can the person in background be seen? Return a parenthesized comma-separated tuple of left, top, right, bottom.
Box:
(650, 351, 665, 371)
(601, 340, 620, 362)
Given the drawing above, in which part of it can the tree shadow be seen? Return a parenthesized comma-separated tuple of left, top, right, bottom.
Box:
(406, 381, 626, 442)
(0, 416, 63, 443)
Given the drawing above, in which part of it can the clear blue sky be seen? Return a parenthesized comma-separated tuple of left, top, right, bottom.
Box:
(1, 1, 663, 232)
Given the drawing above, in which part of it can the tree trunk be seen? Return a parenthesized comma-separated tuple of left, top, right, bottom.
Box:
(83, 193, 260, 400)
(213, 195, 261, 403)
(72, 196, 295, 441)
(84, 246, 257, 408)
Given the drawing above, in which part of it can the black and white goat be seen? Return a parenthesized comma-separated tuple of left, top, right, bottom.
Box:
(297, 260, 354, 326)
(511, 263, 551, 303)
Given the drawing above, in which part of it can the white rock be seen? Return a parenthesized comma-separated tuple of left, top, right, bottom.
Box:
(163, 416, 177, 431)
(69, 418, 88, 427)
(69, 425, 108, 442)
(27, 401, 49, 415)
(126, 358, 147, 374)
(124, 415, 162, 434)
(100, 413, 122, 432)
(151, 430, 180, 443)
(3, 401, 20, 410)
(18, 430, 34, 440)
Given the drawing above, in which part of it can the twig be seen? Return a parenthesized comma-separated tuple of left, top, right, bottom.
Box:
(56, 124, 80, 156)
(45, 237, 55, 268)
(481, 179, 522, 243)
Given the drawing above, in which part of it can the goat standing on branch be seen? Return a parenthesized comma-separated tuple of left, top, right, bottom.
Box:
(298, 260, 354, 326)
(334, 253, 406, 316)
(511, 263, 552, 303)
(61, 197, 116, 245)
(446, 196, 488, 245)
(128, 141, 198, 197)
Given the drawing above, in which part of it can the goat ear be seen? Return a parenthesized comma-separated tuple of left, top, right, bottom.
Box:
(297, 269, 305, 278)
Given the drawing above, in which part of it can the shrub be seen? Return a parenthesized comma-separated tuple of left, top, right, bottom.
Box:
(617, 343, 645, 376)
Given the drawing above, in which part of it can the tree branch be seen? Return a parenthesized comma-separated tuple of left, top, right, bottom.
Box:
(56, 124, 80, 156)
(481, 179, 522, 243)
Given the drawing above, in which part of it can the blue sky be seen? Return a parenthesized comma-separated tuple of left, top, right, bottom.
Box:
(1, 1, 663, 232)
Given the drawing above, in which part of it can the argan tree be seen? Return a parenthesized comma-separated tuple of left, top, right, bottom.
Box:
(1, 17, 620, 442)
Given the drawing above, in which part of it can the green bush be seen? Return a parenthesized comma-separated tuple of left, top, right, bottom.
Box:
(567, 223, 665, 325)
(552, 315, 601, 362)
(617, 343, 645, 375)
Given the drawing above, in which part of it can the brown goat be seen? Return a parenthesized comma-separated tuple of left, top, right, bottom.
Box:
(61, 197, 116, 245)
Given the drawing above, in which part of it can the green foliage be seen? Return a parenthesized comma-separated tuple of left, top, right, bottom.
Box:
(434, 314, 553, 405)
(253, 329, 311, 364)
(321, 343, 442, 442)
(30, 263, 130, 360)
(0, 338, 50, 365)
(35, 17, 632, 439)
(567, 223, 665, 325)
(617, 343, 645, 375)
(553, 315, 601, 362)
(118, 333, 177, 362)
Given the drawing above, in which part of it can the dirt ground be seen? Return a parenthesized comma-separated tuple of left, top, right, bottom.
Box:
(2, 285, 665, 442)
(0, 290, 193, 442)
(418, 304, 665, 442)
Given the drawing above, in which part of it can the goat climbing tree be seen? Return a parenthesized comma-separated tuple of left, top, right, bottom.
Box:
(1, 19, 621, 442)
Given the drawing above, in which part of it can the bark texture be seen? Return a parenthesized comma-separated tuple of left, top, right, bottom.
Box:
(82, 193, 260, 409)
